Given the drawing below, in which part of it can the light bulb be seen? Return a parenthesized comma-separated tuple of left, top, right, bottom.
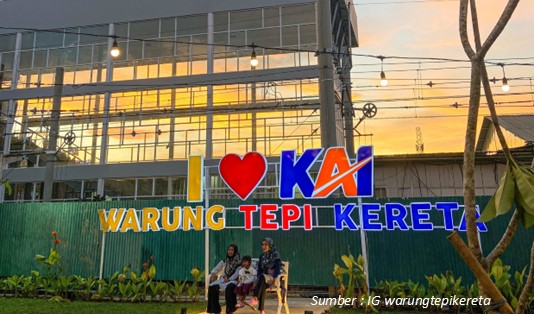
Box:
(250, 49, 258, 68)
(501, 77, 510, 92)
(380, 71, 388, 87)
(110, 39, 120, 58)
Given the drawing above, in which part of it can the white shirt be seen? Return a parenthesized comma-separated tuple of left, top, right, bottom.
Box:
(209, 260, 241, 290)
(238, 266, 257, 285)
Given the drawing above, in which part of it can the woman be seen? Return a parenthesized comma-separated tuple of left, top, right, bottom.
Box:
(206, 244, 242, 314)
(249, 238, 282, 314)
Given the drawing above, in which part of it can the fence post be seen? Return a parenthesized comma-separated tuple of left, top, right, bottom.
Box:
(358, 198, 370, 293)
(99, 231, 106, 279)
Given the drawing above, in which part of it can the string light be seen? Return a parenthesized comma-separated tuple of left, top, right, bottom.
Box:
(379, 56, 388, 87)
(250, 42, 258, 68)
(499, 63, 510, 92)
(110, 37, 120, 58)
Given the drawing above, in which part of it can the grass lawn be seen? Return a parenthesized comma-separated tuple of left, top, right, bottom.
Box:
(0, 298, 207, 314)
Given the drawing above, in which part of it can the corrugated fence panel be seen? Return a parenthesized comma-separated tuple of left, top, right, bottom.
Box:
(99, 200, 205, 281)
(1, 197, 533, 287)
(0, 202, 102, 277)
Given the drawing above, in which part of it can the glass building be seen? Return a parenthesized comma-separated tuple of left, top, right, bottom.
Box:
(0, 0, 358, 201)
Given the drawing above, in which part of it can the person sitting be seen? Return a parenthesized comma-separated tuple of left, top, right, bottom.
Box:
(235, 256, 257, 308)
(206, 244, 241, 314)
(248, 238, 282, 314)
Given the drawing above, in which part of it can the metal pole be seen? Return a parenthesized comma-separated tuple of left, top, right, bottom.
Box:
(97, 23, 115, 196)
(317, 0, 338, 148)
(167, 62, 177, 200)
(0, 33, 22, 201)
(169, 62, 176, 161)
(251, 60, 257, 151)
(251, 81, 257, 151)
(204, 166, 210, 301)
(204, 13, 214, 301)
(358, 197, 370, 293)
(90, 65, 103, 165)
(2, 32, 22, 156)
(99, 231, 106, 279)
(344, 2, 355, 158)
(42, 67, 64, 202)
(206, 13, 214, 159)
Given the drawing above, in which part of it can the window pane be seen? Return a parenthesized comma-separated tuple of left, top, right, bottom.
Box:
(176, 15, 206, 36)
(130, 19, 160, 39)
(282, 4, 315, 25)
(0, 34, 17, 52)
(128, 41, 143, 60)
(105, 179, 135, 198)
(80, 25, 108, 45)
(21, 32, 35, 50)
(300, 24, 316, 46)
(33, 50, 47, 68)
(171, 177, 187, 196)
(1, 52, 14, 70)
(36, 32, 63, 49)
(65, 28, 80, 47)
(161, 18, 175, 38)
(154, 178, 168, 195)
(78, 46, 92, 65)
(19, 51, 33, 69)
(248, 28, 280, 48)
(137, 178, 153, 196)
(230, 9, 262, 30)
(214, 12, 228, 32)
(264, 7, 280, 28)
(282, 26, 298, 46)
(145, 40, 174, 59)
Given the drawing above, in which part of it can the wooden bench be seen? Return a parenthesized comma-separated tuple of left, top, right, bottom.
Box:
(251, 258, 290, 314)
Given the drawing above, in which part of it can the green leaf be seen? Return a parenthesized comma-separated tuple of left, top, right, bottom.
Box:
(521, 210, 534, 228)
(515, 194, 534, 228)
(479, 193, 497, 222)
(48, 249, 60, 265)
(341, 255, 353, 269)
(148, 264, 156, 279)
(494, 166, 515, 216)
(35, 255, 47, 262)
(512, 164, 534, 216)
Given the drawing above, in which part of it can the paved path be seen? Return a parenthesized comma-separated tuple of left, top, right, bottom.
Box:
(198, 297, 329, 314)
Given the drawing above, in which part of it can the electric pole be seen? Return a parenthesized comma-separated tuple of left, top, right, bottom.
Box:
(317, 0, 338, 148)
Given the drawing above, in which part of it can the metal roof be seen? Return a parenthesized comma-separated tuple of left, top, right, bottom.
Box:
(477, 115, 534, 151)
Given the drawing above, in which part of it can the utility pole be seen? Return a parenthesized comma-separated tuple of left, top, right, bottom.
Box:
(344, 2, 355, 158)
(42, 67, 64, 202)
(317, 0, 338, 148)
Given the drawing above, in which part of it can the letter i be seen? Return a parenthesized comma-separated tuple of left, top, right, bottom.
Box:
(187, 155, 204, 202)
(303, 204, 313, 230)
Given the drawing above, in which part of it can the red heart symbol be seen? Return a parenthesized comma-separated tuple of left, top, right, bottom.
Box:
(219, 152, 267, 200)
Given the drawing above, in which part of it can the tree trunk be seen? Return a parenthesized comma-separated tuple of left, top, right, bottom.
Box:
(462, 57, 484, 263)
(448, 232, 514, 314)
(516, 242, 534, 314)
(457, 1, 522, 313)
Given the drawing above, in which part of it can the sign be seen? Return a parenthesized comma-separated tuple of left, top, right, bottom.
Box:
(98, 146, 487, 233)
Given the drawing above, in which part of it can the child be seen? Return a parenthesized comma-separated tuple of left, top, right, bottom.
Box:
(235, 256, 257, 308)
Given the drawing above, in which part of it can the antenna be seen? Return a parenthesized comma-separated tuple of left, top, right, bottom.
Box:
(416, 127, 424, 153)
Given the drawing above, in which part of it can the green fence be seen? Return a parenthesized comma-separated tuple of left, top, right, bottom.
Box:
(0, 197, 532, 287)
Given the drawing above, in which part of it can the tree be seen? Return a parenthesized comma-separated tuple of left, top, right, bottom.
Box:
(457, 0, 533, 313)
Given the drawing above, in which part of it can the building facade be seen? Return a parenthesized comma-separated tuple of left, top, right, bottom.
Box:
(0, 0, 358, 201)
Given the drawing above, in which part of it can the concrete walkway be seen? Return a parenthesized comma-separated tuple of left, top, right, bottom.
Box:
(198, 297, 329, 314)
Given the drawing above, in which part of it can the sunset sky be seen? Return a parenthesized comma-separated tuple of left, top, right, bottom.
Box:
(350, 0, 534, 155)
